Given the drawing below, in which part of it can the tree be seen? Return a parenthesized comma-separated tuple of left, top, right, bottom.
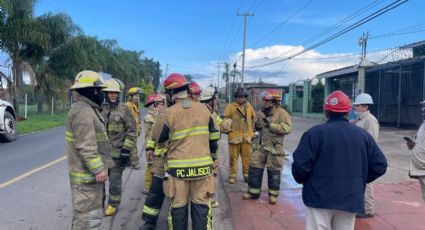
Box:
(21, 12, 80, 112)
(0, 0, 52, 113)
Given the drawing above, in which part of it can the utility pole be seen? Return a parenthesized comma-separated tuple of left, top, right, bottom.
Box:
(215, 62, 222, 88)
(357, 31, 373, 94)
(164, 63, 169, 78)
(237, 12, 254, 88)
(358, 31, 369, 58)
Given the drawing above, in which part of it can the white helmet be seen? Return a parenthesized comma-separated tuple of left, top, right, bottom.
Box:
(200, 87, 216, 101)
(353, 93, 373, 105)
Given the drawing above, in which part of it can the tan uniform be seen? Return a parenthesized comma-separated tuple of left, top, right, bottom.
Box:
(65, 94, 113, 230)
(152, 98, 219, 230)
(143, 110, 157, 190)
(102, 102, 137, 207)
(141, 112, 167, 226)
(223, 102, 255, 180)
(354, 110, 379, 215)
(247, 106, 292, 198)
(409, 122, 425, 201)
(126, 101, 141, 166)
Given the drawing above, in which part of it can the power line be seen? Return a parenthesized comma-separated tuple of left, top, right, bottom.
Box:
(262, 0, 387, 63)
(246, 0, 409, 69)
(250, 0, 315, 48)
(219, 1, 246, 60)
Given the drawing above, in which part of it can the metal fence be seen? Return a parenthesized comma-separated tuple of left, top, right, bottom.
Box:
(365, 60, 424, 128)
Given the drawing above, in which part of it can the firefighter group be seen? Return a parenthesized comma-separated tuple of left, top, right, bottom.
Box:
(66, 69, 421, 230)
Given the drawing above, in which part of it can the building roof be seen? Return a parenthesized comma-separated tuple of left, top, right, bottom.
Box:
(400, 40, 425, 49)
(316, 65, 358, 79)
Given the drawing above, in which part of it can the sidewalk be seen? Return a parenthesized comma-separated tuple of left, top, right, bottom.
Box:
(216, 116, 425, 230)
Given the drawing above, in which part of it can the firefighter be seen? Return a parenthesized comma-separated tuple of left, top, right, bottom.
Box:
(140, 96, 167, 230)
(141, 93, 166, 194)
(102, 78, 138, 216)
(66, 70, 113, 230)
(223, 87, 255, 183)
(126, 87, 143, 169)
(151, 73, 220, 230)
(242, 89, 291, 204)
(199, 86, 225, 208)
(188, 81, 202, 101)
(352, 93, 379, 218)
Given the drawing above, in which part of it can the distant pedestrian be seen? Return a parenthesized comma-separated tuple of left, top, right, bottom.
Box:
(292, 90, 387, 230)
(352, 93, 380, 218)
(406, 100, 425, 202)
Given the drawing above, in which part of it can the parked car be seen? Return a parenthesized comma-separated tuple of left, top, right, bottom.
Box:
(0, 99, 17, 142)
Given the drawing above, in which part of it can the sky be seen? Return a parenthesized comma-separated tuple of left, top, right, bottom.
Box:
(3, 0, 425, 87)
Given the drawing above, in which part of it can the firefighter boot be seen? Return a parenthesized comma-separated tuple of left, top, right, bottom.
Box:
(170, 204, 188, 230)
(243, 166, 264, 199)
(191, 202, 211, 230)
(104, 205, 117, 216)
(267, 169, 281, 204)
(142, 177, 165, 225)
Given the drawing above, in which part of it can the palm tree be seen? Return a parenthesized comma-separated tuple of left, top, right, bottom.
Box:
(0, 0, 49, 114)
(21, 12, 80, 112)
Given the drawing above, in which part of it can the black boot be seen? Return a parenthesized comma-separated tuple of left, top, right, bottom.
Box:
(245, 166, 264, 199)
(142, 177, 165, 224)
(191, 202, 211, 230)
(169, 204, 188, 230)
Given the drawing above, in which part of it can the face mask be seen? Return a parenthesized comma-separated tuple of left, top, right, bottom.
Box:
(355, 111, 365, 118)
(93, 88, 105, 106)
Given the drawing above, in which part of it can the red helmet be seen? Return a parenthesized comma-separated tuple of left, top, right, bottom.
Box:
(261, 89, 282, 102)
(189, 82, 202, 94)
(163, 73, 189, 93)
(323, 90, 352, 113)
(144, 93, 165, 108)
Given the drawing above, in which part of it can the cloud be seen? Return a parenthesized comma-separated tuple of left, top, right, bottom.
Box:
(216, 44, 361, 85)
(174, 44, 405, 88)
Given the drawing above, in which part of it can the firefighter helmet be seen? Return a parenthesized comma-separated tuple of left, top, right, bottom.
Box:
(189, 82, 202, 94)
(200, 87, 216, 101)
(144, 93, 166, 108)
(127, 87, 142, 96)
(163, 73, 189, 93)
(261, 89, 282, 102)
(324, 90, 352, 113)
(234, 87, 248, 97)
(103, 78, 124, 93)
(70, 70, 105, 90)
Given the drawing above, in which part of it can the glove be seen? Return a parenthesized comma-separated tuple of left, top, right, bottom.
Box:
(120, 148, 131, 166)
(263, 117, 270, 128)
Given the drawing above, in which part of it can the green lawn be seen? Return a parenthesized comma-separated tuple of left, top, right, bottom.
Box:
(17, 112, 67, 135)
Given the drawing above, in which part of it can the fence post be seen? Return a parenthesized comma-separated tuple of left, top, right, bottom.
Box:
(25, 93, 28, 119)
(303, 80, 312, 117)
(51, 97, 54, 116)
(288, 83, 295, 113)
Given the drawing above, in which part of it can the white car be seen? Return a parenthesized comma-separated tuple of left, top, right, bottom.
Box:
(0, 99, 17, 142)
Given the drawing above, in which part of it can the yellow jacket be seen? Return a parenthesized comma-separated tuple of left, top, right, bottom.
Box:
(223, 102, 255, 144)
(126, 101, 141, 136)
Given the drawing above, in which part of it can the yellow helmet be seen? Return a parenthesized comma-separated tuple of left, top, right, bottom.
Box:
(69, 70, 105, 90)
(127, 87, 142, 96)
(103, 78, 125, 93)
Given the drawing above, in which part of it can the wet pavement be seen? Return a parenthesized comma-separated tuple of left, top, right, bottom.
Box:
(216, 116, 425, 230)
